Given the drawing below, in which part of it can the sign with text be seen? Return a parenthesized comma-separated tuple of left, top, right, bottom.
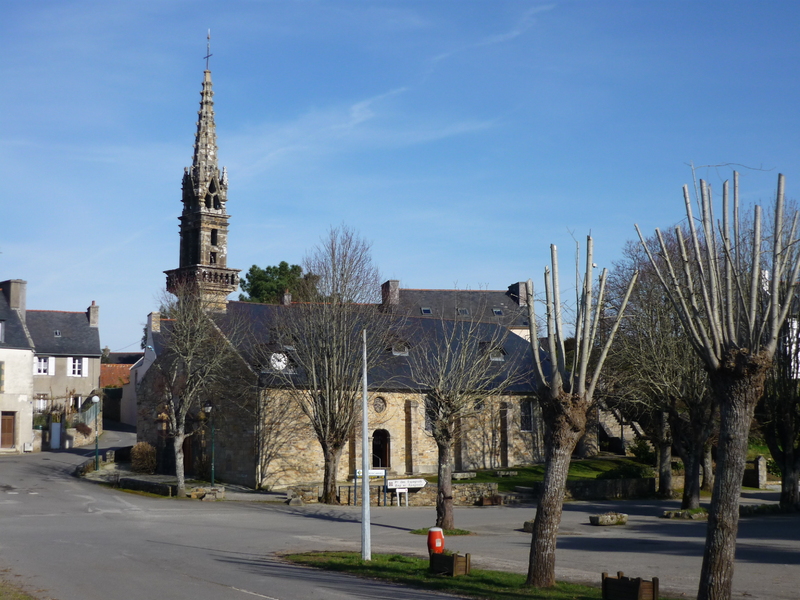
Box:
(387, 479, 427, 489)
(355, 469, 386, 477)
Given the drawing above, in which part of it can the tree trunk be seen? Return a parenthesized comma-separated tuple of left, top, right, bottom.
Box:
(658, 439, 673, 497)
(526, 399, 584, 588)
(435, 439, 454, 530)
(780, 455, 800, 508)
(321, 442, 343, 504)
(656, 411, 673, 497)
(698, 356, 767, 600)
(702, 443, 715, 492)
(681, 448, 703, 510)
(174, 429, 186, 497)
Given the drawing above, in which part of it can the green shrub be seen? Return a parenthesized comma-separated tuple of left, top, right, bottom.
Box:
(597, 462, 655, 480)
(131, 442, 157, 474)
(766, 458, 782, 477)
(630, 439, 657, 466)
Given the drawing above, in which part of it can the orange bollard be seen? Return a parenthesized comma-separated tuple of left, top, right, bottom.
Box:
(427, 527, 445, 554)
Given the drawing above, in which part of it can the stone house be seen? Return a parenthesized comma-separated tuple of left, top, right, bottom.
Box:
(134, 64, 545, 491)
(0, 279, 102, 452)
(137, 304, 544, 490)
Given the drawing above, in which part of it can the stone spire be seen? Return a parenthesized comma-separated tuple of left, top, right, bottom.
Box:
(165, 63, 240, 312)
(191, 70, 219, 190)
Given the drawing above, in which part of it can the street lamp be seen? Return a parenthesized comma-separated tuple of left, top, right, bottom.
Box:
(203, 403, 215, 485)
(90, 395, 100, 470)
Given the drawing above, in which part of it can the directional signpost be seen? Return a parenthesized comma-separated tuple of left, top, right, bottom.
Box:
(387, 479, 427, 507)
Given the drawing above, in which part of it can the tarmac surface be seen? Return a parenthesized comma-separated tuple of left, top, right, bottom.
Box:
(2, 424, 799, 600)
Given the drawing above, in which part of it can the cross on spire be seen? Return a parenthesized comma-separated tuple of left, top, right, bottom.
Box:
(204, 29, 212, 70)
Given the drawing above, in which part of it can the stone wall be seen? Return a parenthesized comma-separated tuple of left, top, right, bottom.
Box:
(264, 390, 545, 489)
(336, 482, 499, 507)
(742, 456, 767, 489)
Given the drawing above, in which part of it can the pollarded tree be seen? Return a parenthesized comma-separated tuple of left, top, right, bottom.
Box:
(406, 315, 525, 530)
(525, 238, 637, 588)
(757, 296, 800, 508)
(636, 172, 800, 600)
(267, 225, 394, 504)
(604, 237, 717, 507)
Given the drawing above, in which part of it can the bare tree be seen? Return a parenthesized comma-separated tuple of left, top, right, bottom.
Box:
(141, 285, 238, 497)
(405, 315, 525, 530)
(525, 238, 637, 588)
(636, 172, 800, 600)
(605, 238, 717, 507)
(267, 225, 392, 504)
(757, 299, 800, 508)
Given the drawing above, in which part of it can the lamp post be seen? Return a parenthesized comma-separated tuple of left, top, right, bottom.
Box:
(204, 404, 215, 485)
(90, 395, 100, 470)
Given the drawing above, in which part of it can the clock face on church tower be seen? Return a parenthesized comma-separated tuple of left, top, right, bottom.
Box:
(270, 352, 289, 371)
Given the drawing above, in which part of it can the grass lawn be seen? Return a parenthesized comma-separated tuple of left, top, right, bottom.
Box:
(285, 551, 604, 599)
(0, 577, 39, 600)
(409, 527, 473, 536)
(427, 457, 651, 493)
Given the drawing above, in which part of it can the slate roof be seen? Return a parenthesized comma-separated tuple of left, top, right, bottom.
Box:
(390, 286, 530, 330)
(0, 291, 33, 351)
(26, 310, 101, 356)
(213, 300, 542, 395)
(106, 352, 144, 365)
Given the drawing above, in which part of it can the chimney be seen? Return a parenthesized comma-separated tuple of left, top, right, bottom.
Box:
(282, 289, 292, 306)
(87, 300, 99, 327)
(1, 279, 27, 321)
(381, 280, 400, 307)
(508, 282, 528, 307)
(148, 311, 161, 333)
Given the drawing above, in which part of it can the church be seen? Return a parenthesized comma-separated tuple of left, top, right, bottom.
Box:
(135, 64, 544, 492)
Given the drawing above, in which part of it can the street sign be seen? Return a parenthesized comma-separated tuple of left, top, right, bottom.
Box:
(355, 469, 386, 477)
(387, 479, 427, 489)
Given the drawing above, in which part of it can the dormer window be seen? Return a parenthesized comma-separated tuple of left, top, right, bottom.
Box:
(420, 307, 432, 315)
(457, 307, 470, 316)
(489, 348, 506, 362)
(492, 308, 504, 316)
(391, 342, 409, 356)
(481, 341, 506, 362)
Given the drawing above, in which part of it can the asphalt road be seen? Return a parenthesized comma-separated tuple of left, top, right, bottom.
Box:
(1, 431, 799, 600)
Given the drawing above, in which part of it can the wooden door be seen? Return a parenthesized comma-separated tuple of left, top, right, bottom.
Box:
(1, 412, 15, 448)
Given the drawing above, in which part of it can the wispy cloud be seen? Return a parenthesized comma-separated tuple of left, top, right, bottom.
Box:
(225, 88, 494, 181)
(431, 5, 556, 64)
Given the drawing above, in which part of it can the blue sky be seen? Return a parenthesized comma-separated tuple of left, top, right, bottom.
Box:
(3, 1, 800, 352)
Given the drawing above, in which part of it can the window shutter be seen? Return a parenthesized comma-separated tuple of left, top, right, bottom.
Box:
(81, 357, 88, 378)
(49, 357, 55, 376)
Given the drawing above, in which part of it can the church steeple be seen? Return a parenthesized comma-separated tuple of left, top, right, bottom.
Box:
(165, 56, 239, 311)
